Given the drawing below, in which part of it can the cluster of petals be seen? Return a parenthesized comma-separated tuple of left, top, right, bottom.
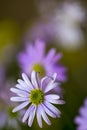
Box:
(10, 71, 65, 128)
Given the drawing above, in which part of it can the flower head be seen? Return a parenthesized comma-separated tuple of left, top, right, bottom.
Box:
(18, 39, 67, 82)
(52, 2, 85, 50)
(74, 98, 87, 130)
(10, 71, 65, 128)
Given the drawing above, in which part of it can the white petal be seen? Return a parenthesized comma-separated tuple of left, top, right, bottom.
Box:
(46, 73, 57, 85)
(31, 71, 39, 88)
(41, 104, 56, 118)
(57, 100, 65, 104)
(45, 94, 60, 104)
(44, 101, 61, 117)
(17, 79, 27, 87)
(45, 98, 60, 104)
(22, 105, 34, 122)
(28, 106, 36, 127)
(45, 94, 60, 100)
(10, 97, 29, 102)
(44, 82, 59, 93)
(17, 79, 31, 91)
(41, 76, 50, 89)
(36, 106, 42, 128)
(39, 105, 51, 125)
(12, 101, 29, 112)
(41, 73, 57, 91)
(52, 73, 57, 81)
(10, 88, 29, 97)
(22, 73, 33, 90)
(16, 84, 30, 93)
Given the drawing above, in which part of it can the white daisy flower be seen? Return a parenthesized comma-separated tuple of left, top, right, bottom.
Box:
(10, 71, 65, 128)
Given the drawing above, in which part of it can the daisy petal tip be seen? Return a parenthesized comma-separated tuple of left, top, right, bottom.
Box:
(22, 73, 27, 78)
(57, 95, 60, 99)
(22, 118, 25, 123)
(53, 73, 57, 80)
(10, 97, 12, 101)
(31, 71, 36, 79)
(28, 123, 32, 127)
(56, 112, 61, 118)
(63, 101, 66, 104)
(12, 109, 15, 113)
(22, 73, 25, 77)
(48, 121, 51, 126)
(39, 124, 43, 128)
(17, 79, 20, 83)
(59, 100, 66, 105)
(10, 88, 13, 92)
(32, 70, 36, 74)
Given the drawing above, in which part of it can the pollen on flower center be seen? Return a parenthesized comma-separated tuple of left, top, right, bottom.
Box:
(30, 89, 44, 106)
(32, 63, 45, 77)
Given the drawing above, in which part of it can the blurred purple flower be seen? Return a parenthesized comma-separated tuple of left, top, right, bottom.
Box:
(0, 108, 21, 130)
(18, 39, 67, 82)
(74, 98, 87, 130)
(0, 80, 21, 130)
(0, 111, 7, 129)
(0, 66, 21, 129)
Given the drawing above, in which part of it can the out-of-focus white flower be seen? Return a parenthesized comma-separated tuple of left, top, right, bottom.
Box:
(52, 2, 85, 50)
(54, 2, 85, 25)
(25, 1, 85, 50)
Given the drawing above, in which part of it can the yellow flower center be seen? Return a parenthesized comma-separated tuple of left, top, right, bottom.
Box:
(32, 63, 45, 77)
(30, 89, 44, 106)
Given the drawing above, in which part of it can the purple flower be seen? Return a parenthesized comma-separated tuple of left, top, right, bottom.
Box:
(74, 98, 87, 130)
(18, 39, 67, 82)
(10, 71, 65, 128)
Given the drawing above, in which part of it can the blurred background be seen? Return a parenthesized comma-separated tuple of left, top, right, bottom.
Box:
(0, 0, 87, 130)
